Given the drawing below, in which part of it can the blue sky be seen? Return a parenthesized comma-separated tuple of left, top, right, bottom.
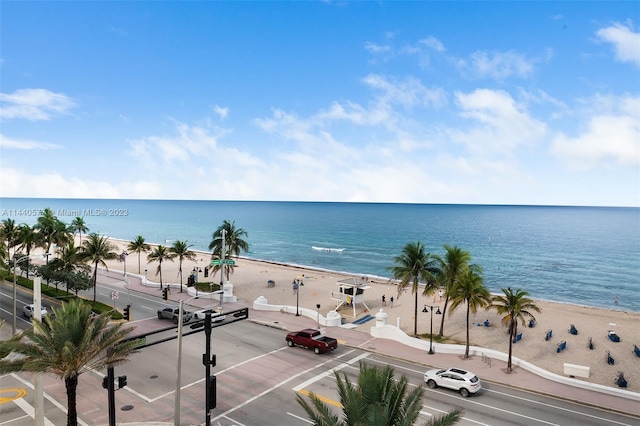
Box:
(1, 1, 638, 207)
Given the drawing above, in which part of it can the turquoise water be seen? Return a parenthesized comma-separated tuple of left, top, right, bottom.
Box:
(1, 198, 638, 312)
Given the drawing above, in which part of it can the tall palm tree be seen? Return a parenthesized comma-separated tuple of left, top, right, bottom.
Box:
(297, 361, 462, 426)
(16, 224, 43, 281)
(147, 245, 174, 290)
(170, 240, 196, 293)
(69, 216, 89, 245)
(435, 245, 479, 337)
(208, 220, 249, 281)
(491, 287, 541, 373)
(388, 241, 440, 336)
(0, 299, 139, 426)
(36, 207, 70, 255)
(81, 233, 118, 302)
(127, 235, 151, 274)
(447, 268, 491, 358)
(1, 218, 20, 261)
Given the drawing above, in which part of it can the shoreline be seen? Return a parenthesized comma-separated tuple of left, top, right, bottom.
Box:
(109, 237, 637, 315)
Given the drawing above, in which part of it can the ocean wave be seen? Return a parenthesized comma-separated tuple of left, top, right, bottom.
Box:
(312, 246, 345, 253)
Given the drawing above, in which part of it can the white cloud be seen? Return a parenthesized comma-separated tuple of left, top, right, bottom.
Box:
(451, 89, 547, 153)
(551, 94, 640, 168)
(364, 41, 391, 54)
(0, 134, 61, 150)
(213, 105, 229, 120)
(419, 36, 445, 52)
(463, 50, 534, 79)
(0, 88, 76, 120)
(596, 21, 640, 67)
(362, 74, 447, 109)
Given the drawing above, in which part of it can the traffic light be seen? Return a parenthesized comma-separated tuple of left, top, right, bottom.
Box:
(204, 267, 209, 278)
(163, 288, 168, 300)
(208, 375, 216, 409)
(123, 304, 130, 321)
(102, 376, 109, 389)
(118, 375, 127, 389)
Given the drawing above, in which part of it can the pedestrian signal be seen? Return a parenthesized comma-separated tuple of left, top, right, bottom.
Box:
(123, 304, 131, 321)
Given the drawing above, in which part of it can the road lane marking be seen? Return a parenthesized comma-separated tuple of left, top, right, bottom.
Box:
(0, 388, 27, 404)
(484, 388, 635, 425)
(297, 389, 343, 408)
(213, 349, 365, 423)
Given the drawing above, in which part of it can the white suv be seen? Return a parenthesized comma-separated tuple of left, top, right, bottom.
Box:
(424, 367, 481, 397)
(23, 304, 48, 319)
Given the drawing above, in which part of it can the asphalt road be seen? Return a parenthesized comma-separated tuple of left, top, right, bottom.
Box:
(1, 279, 638, 426)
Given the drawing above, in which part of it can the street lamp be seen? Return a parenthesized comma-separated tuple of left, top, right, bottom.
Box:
(175, 295, 198, 426)
(423, 304, 442, 355)
(121, 251, 128, 276)
(144, 269, 148, 282)
(293, 277, 304, 316)
(192, 267, 202, 297)
(316, 304, 321, 328)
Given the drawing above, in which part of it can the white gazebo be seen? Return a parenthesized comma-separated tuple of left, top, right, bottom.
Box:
(330, 277, 371, 318)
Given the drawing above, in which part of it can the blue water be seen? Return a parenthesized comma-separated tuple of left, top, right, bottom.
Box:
(1, 198, 638, 312)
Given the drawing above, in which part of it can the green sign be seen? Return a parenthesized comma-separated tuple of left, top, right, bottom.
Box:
(225, 259, 236, 265)
(210, 259, 222, 266)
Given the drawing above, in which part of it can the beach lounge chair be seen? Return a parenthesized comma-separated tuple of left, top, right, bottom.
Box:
(556, 341, 566, 353)
(545, 329, 553, 341)
(615, 371, 627, 388)
(606, 350, 615, 365)
(569, 324, 578, 335)
(512, 332, 523, 343)
(634, 345, 640, 358)
(608, 330, 620, 342)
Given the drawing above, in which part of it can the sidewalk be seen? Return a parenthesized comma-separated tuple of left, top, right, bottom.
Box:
(148, 280, 639, 418)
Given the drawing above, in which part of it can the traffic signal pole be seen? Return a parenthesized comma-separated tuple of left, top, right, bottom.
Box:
(107, 366, 116, 426)
(204, 312, 212, 426)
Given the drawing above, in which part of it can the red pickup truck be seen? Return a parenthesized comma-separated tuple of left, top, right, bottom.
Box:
(286, 328, 338, 354)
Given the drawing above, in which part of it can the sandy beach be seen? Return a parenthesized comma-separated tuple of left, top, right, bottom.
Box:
(98, 238, 640, 392)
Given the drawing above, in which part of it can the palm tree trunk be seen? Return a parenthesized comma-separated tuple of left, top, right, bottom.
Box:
(138, 252, 141, 274)
(159, 264, 163, 289)
(65, 374, 79, 426)
(179, 261, 183, 293)
(92, 262, 98, 302)
(507, 318, 515, 372)
(413, 290, 418, 336)
(438, 296, 450, 337)
(465, 303, 470, 358)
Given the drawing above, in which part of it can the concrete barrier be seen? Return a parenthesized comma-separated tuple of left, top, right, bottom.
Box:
(563, 363, 590, 378)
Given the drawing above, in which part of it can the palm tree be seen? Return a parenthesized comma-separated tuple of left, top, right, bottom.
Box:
(16, 224, 42, 281)
(81, 233, 118, 303)
(69, 216, 89, 245)
(447, 268, 491, 358)
(388, 241, 440, 336)
(435, 245, 479, 337)
(50, 241, 90, 293)
(491, 287, 541, 373)
(147, 245, 174, 290)
(127, 235, 151, 274)
(1, 218, 20, 261)
(208, 220, 249, 281)
(36, 207, 70, 255)
(297, 361, 462, 426)
(0, 299, 139, 426)
(170, 240, 196, 293)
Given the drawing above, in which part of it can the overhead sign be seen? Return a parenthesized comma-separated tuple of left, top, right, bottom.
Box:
(210, 259, 222, 266)
(225, 259, 236, 265)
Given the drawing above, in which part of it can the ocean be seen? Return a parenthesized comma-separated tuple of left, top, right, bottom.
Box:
(1, 198, 638, 312)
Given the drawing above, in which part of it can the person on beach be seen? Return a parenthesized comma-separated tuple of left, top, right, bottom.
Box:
(382, 294, 386, 306)
(390, 296, 394, 308)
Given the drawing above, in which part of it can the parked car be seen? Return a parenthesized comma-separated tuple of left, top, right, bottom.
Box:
(192, 309, 226, 322)
(286, 328, 338, 354)
(157, 306, 193, 324)
(23, 304, 48, 319)
(424, 367, 481, 397)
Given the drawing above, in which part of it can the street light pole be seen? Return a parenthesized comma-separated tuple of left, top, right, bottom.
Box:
(175, 295, 199, 426)
(121, 251, 128, 276)
(33, 276, 44, 426)
(423, 304, 442, 355)
(294, 278, 304, 316)
(316, 304, 321, 328)
(12, 254, 45, 335)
